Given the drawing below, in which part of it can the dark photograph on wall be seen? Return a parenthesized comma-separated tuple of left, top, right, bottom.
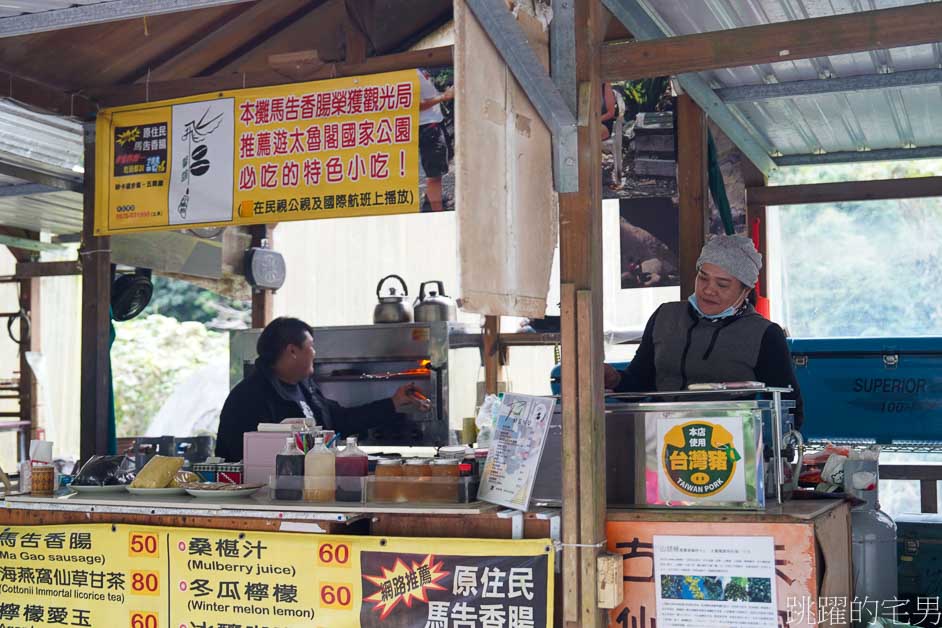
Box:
(619, 197, 680, 289)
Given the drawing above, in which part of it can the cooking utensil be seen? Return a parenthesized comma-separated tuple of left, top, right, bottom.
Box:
(374, 274, 413, 324)
(414, 280, 457, 322)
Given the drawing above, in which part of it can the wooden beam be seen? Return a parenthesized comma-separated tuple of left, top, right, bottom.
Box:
(0, 69, 98, 120)
(602, 2, 942, 80)
(742, 159, 768, 298)
(482, 315, 500, 396)
(557, 0, 605, 624)
(79, 125, 112, 461)
(249, 224, 274, 328)
(747, 176, 942, 207)
(15, 261, 82, 278)
(91, 46, 454, 107)
(677, 95, 708, 300)
(134, 0, 317, 82)
(344, 1, 369, 64)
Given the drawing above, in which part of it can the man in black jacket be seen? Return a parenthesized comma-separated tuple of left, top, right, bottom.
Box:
(215, 317, 428, 461)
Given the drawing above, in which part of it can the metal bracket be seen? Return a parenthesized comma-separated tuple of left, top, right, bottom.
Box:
(464, 0, 579, 192)
(497, 508, 524, 539)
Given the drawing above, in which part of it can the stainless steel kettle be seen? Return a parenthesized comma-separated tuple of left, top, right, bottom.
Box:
(414, 280, 457, 322)
(374, 275, 413, 324)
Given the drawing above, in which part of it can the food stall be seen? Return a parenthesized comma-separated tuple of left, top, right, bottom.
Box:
(7, 0, 941, 627)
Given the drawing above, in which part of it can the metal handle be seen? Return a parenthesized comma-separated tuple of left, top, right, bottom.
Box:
(418, 280, 446, 299)
(376, 274, 408, 298)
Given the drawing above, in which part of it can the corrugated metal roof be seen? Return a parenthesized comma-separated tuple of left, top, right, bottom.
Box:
(0, 1, 108, 19)
(0, 190, 83, 233)
(0, 99, 82, 233)
(643, 0, 942, 165)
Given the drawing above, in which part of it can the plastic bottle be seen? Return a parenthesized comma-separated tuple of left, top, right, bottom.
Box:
(475, 394, 500, 449)
(304, 436, 335, 502)
(274, 436, 304, 500)
(335, 436, 368, 502)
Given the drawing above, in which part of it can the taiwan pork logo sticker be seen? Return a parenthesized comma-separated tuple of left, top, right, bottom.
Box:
(661, 421, 741, 498)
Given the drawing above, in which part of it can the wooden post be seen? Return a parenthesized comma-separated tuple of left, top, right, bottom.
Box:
(482, 315, 500, 395)
(676, 94, 708, 299)
(249, 224, 274, 328)
(79, 124, 113, 461)
(18, 274, 39, 457)
(558, 1, 606, 624)
(743, 159, 769, 297)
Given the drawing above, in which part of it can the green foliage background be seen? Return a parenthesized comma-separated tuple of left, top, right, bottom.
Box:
(111, 315, 228, 437)
(771, 159, 942, 337)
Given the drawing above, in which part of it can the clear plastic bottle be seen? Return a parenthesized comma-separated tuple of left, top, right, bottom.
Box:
(304, 436, 335, 502)
(274, 436, 304, 500)
(335, 436, 368, 502)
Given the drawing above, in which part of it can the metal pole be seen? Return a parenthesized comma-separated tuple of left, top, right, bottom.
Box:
(771, 390, 784, 504)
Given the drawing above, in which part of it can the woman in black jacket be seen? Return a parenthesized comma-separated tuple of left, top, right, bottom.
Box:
(215, 317, 428, 461)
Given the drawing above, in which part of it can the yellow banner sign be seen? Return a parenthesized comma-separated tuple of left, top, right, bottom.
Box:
(94, 70, 421, 235)
(0, 523, 553, 627)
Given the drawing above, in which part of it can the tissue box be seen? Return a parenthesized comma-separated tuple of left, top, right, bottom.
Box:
(242, 432, 293, 484)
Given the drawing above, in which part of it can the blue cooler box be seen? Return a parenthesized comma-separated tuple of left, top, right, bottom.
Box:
(788, 337, 942, 443)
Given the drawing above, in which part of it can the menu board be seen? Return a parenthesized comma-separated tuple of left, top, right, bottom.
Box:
(477, 394, 556, 511)
(0, 523, 554, 627)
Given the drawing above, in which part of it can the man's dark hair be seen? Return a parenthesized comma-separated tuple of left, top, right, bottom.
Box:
(256, 317, 313, 366)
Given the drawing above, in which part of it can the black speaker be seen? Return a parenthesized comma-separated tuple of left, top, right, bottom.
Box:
(111, 268, 153, 321)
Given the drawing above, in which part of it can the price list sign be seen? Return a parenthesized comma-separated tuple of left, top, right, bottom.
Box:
(0, 524, 554, 628)
(0, 526, 166, 628)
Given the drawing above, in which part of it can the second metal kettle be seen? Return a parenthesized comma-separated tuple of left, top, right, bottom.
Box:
(374, 274, 413, 324)
(414, 280, 457, 322)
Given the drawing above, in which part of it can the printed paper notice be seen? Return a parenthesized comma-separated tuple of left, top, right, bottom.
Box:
(653, 535, 777, 628)
(477, 394, 556, 511)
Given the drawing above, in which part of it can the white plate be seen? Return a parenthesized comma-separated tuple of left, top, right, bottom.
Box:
(184, 487, 260, 499)
(69, 484, 128, 494)
(127, 486, 187, 496)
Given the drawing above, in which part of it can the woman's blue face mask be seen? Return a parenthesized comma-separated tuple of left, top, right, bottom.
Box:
(688, 294, 739, 320)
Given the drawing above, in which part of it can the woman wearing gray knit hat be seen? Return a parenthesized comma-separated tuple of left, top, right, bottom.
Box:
(605, 234, 803, 425)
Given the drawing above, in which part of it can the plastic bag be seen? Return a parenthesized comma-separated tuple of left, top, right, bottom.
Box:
(73, 455, 135, 486)
(802, 442, 851, 466)
(170, 470, 201, 487)
(475, 395, 501, 449)
(130, 455, 184, 489)
(820, 454, 847, 487)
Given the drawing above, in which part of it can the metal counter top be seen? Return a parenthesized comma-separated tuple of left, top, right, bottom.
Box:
(1, 490, 497, 521)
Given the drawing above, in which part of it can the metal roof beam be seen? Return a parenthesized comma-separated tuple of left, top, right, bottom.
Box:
(602, 2, 942, 81)
(774, 146, 942, 167)
(718, 68, 942, 103)
(0, 183, 59, 197)
(464, 0, 578, 192)
(601, 0, 777, 175)
(0, 0, 257, 38)
(0, 161, 81, 193)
